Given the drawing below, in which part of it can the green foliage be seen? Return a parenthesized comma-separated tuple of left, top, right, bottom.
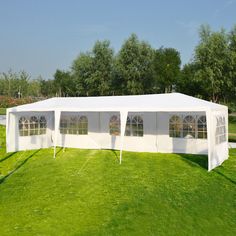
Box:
(153, 47, 181, 93)
(178, 24, 236, 105)
(229, 115, 236, 133)
(0, 108, 6, 115)
(194, 25, 231, 102)
(116, 34, 154, 95)
(90, 40, 114, 95)
(176, 63, 205, 98)
(228, 26, 236, 100)
(0, 71, 46, 99)
(0, 125, 236, 235)
(54, 70, 75, 96)
(72, 40, 114, 96)
(0, 70, 30, 97)
(39, 79, 55, 97)
(72, 52, 93, 96)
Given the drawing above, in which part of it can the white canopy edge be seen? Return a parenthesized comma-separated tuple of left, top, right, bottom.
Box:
(7, 107, 226, 113)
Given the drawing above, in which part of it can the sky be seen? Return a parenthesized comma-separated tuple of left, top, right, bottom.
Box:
(0, 0, 235, 79)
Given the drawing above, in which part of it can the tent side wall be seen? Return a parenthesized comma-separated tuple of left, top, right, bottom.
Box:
(56, 111, 208, 154)
(6, 110, 16, 153)
(7, 107, 228, 172)
(56, 112, 102, 150)
(156, 112, 208, 155)
(208, 108, 228, 171)
(7, 111, 54, 152)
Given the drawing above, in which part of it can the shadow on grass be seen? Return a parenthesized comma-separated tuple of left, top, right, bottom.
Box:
(0, 152, 17, 163)
(0, 149, 40, 185)
(54, 147, 63, 157)
(110, 149, 119, 162)
(178, 153, 208, 170)
(100, 149, 120, 163)
(213, 168, 236, 185)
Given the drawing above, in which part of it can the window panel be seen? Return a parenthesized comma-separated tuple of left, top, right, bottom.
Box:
(109, 115, 120, 136)
(169, 115, 182, 138)
(183, 115, 196, 138)
(197, 116, 207, 139)
(215, 115, 226, 144)
(19, 115, 47, 136)
(169, 114, 207, 139)
(59, 114, 88, 135)
(121, 115, 144, 137)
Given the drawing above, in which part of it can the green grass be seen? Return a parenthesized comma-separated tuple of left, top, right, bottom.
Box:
(0, 108, 6, 115)
(229, 116, 236, 142)
(0, 125, 236, 235)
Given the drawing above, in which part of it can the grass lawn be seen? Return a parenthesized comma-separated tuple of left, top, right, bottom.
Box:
(0, 126, 236, 235)
(0, 108, 6, 115)
(229, 116, 236, 142)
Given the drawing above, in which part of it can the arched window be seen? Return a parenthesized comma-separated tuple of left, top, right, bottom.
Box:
(69, 116, 77, 134)
(125, 115, 143, 137)
(78, 116, 88, 135)
(132, 116, 143, 136)
(183, 115, 196, 138)
(60, 117, 69, 134)
(59, 114, 88, 135)
(215, 115, 226, 144)
(39, 116, 47, 135)
(19, 115, 47, 136)
(169, 115, 182, 138)
(109, 115, 120, 136)
(125, 116, 131, 136)
(19, 116, 29, 136)
(30, 116, 39, 135)
(197, 116, 207, 139)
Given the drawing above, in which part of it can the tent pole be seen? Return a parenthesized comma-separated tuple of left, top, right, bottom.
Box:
(206, 109, 212, 171)
(53, 110, 61, 158)
(6, 110, 10, 153)
(119, 111, 128, 164)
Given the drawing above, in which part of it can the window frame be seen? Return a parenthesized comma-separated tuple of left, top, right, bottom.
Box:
(109, 115, 120, 136)
(59, 113, 88, 135)
(183, 115, 196, 139)
(169, 115, 182, 138)
(197, 116, 207, 139)
(18, 115, 47, 137)
(169, 114, 208, 140)
(125, 115, 144, 137)
(215, 115, 226, 144)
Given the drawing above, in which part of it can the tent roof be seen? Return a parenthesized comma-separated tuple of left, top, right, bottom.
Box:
(8, 93, 227, 113)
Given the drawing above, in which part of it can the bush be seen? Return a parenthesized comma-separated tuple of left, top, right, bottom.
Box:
(0, 96, 37, 108)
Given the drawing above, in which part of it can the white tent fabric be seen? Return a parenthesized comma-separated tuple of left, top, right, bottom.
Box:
(7, 93, 225, 112)
(6, 93, 228, 171)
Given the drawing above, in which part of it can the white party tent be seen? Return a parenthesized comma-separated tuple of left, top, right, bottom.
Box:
(6, 93, 228, 171)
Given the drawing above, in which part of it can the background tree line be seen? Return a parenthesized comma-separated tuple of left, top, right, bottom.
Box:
(0, 24, 236, 109)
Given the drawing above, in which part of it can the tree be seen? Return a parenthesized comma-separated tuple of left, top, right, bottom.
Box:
(176, 63, 205, 98)
(72, 52, 93, 96)
(39, 79, 55, 97)
(72, 40, 114, 96)
(0, 70, 30, 97)
(228, 25, 236, 101)
(89, 40, 114, 96)
(152, 47, 181, 93)
(116, 34, 154, 95)
(194, 25, 230, 102)
(54, 70, 75, 96)
(28, 78, 42, 97)
(18, 71, 30, 97)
